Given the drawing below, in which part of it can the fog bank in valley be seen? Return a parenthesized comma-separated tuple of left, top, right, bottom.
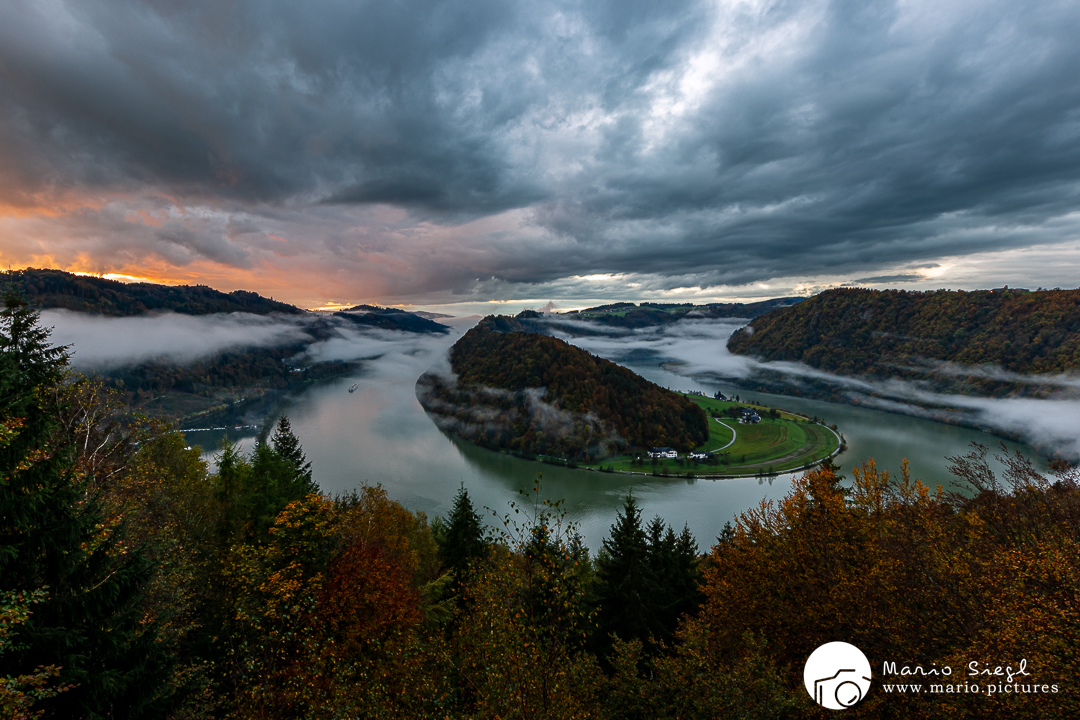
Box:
(41, 306, 1080, 459)
(546, 317, 1080, 459)
(42, 309, 470, 371)
(43, 310, 312, 369)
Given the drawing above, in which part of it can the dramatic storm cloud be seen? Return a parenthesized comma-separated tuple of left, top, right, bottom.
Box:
(2, 0, 1079, 305)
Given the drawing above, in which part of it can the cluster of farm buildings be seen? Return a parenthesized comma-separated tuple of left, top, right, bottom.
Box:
(647, 447, 715, 460)
(643, 390, 767, 460)
(643, 395, 766, 459)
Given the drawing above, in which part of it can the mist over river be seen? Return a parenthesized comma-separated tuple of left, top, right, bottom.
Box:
(184, 317, 1045, 551)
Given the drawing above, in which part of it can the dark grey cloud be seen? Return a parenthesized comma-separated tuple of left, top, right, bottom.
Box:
(515, 0, 1080, 283)
(1, 0, 1079, 296)
(853, 274, 920, 284)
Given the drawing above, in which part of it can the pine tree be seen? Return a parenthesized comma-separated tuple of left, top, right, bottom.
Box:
(717, 521, 736, 546)
(439, 484, 487, 582)
(213, 439, 251, 544)
(593, 497, 705, 659)
(0, 293, 167, 718)
(646, 516, 678, 643)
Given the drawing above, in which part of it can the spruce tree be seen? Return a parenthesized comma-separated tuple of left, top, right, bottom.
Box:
(0, 294, 166, 718)
(594, 496, 705, 659)
(439, 484, 487, 581)
(648, 522, 704, 644)
(645, 516, 677, 643)
(270, 415, 316, 496)
(214, 424, 318, 544)
(593, 492, 657, 654)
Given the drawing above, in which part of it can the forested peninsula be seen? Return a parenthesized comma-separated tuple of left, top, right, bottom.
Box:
(416, 315, 708, 460)
(728, 287, 1080, 397)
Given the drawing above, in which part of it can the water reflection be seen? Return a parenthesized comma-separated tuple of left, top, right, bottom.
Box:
(181, 320, 1046, 552)
(618, 361, 1043, 490)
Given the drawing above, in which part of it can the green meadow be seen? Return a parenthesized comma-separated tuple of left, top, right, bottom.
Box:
(584, 395, 842, 477)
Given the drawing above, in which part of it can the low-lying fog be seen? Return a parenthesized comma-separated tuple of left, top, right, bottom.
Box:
(43, 310, 312, 368)
(40, 308, 1073, 546)
(542, 317, 1080, 459)
(41, 308, 1080, 459)
(41, 309, 457, 370)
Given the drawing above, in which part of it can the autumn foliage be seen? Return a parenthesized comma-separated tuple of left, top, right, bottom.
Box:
(699, 451, 1080, 718)
(6, 296, 1080, 719)
(728, 287, 1080, 395)
(417, 316, 708, 458)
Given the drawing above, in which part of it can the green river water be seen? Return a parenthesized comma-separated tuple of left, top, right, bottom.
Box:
(185, 323, 1042, 552)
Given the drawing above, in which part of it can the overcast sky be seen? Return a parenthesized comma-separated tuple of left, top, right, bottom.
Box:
(1, 0, 1079, 309)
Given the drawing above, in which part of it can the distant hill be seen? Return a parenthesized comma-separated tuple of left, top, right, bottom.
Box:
(1, 268, 305, 316)
(336, 307, 449, 334)
(562, 298, 802, 329)
(727, 287, 1080, 379)
(416, 316, 708, 460)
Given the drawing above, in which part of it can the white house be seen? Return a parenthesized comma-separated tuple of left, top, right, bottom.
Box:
(740, 410, 761, 424)
(648, 446, 678, 459)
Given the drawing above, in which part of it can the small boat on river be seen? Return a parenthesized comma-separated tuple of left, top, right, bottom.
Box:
(348, 384, 358, 393)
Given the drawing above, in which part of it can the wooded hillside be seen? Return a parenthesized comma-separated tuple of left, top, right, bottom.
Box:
(336, 308, 449, 334)
(1, 268, 305, 316)
(566, 298, 802, 328)
(416, 316, 708, 459)
(728, 287, 1080, 376)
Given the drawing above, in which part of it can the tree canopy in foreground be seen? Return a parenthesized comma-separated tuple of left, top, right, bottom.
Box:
(2, 295, 1078, 719)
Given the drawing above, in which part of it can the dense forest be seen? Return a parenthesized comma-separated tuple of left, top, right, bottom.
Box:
(728, 287, 1080, 380)
(564, 298, 803, 329)
(335, 307, 450, 334)
(1, 268, 305, 316)
(416, 316, 709, 459)
(107, 342, 360, 425)
(4, 294, 1079, 719)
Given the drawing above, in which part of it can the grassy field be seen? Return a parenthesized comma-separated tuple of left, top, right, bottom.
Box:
(583, 395, 841, 477)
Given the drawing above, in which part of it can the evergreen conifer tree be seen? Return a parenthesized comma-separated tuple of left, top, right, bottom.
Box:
(214, 421, 319, 544)
(593, 492, 657, 654)
(648, 522, 704, 644)
(439, 484, 487, 581)
(270, 415, 316, 496)
(594, 495, 705, 658)
(645, 516, 677, 642)
(0, 293, 167, 717)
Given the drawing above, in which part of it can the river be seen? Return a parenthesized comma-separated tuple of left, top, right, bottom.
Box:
(184, 318, 1043, 552)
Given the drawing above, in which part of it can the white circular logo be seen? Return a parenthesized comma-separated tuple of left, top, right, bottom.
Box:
(804, 642, 872, 710)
